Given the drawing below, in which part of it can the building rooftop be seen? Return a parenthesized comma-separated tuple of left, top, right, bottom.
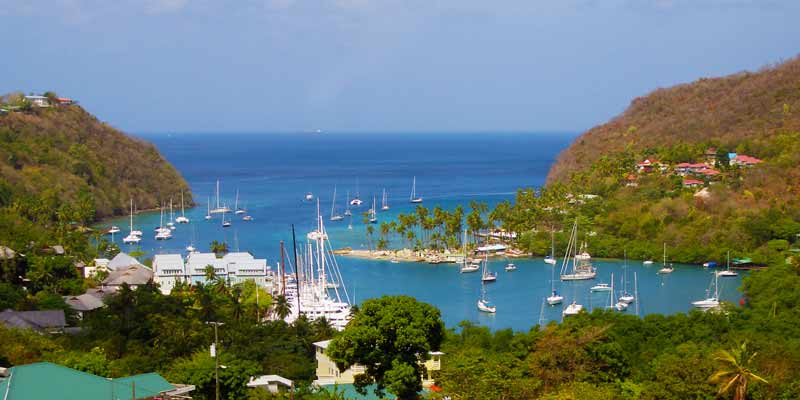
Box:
(313, 339, 332, 349)
(107, 252, 144, 270)
(0, 309, 65, 332)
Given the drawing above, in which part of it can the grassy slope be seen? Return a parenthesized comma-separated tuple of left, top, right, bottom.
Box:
(0, 105, 192, 218)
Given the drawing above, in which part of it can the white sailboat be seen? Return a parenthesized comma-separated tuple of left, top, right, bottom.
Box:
(692, 272, 721, 309)
(562, 301, 583, 317)
(305, 192, 314, 202)
(344, 190, 353, 216)
(544, 229, 557, 265)
(560, 219, 597, 281)
(410, 176, 423, 203)
(234, 189, 246, 215)
(284, 200, 352, 330)
(205, 196, 212, 220)
(381, 188, 390, 211)
(481, 254, 497, 282)
(176, 191, 190, 223)
(167, 199, 176, 229)
(460, 230, 480, 273)
(330, 186, 344, 221)
(123, 199, 141, 244)
(716, 251, 738, 277)
(368, 196, 378, 224)
(350, 180, 363, 206)
(657, 243, 674, 274)
(222, 207, 231, 228)
(590, 282, 612, 292)
(108, 226, 121, 234)
(210, 180, 231, 214)
(546, 261, 564, 305)
(618, 251, 635, 304)
(476, 280, 497, 313)
(155, 207, 172, 240)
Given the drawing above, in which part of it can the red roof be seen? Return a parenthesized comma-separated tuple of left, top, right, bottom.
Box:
(626, 174, 637, 181)
(734, 155, 762, 164)
(675, 162, 692, 168)
(683, 178, 704, 185)
(637, 159, 658, 166)
(701, 169, 721, 176)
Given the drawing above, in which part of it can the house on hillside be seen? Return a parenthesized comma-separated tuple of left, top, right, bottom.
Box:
(636, 158, 665, 173)
(153, 252, 275, 294)
(0, 309, 65, 334)
(730, 154, 763, 167)
(624, 174, 638, 187)
(24, 95, 50, 107)
(682, 178, 704, 188)
(0, 362, 194, 400)
(102, 264, 153, 288)
(64, 286, 118, 318)
(56, 97, 74, 105)
(704, 147, 718, 165)
(312, 340, 444, 388)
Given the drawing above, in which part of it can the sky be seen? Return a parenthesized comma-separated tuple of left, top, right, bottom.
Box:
(1, 0, 798, 134)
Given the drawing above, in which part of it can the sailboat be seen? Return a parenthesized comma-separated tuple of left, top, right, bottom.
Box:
(350, 179, 363, 206)
(167, 199, 176, 229)
(123, 199, 141, 244)
(381, 188, 390, 211)
(460, 229, 480, 273)
(368, 196, 378, 224)
(692, 272, 721, 309)
(476, 280, 497, 313)
(176, 191, 190, 223)
(562, 300, 583, 316)
(155, 207, 172, 240)
(410, 176, 423, 203)
(210, 180, 231, 214)
(344, 190, 353, 216)
(330, 186, 344, 221)
(546, 261, 564, 305)
(657, 243, 674, 274)
(305, 192, 314, 202)
(222, 207, 232, 227)
(234, 189, 246, 215)
(481, 254, 497, 282)
(590, 281, 612, 292)
(108, 226, 121, 234)
(560, 219, 597, 280)
(205, 196, 212, 220)
(544, 229, 557, 265)
(716, 251, 738, 277)
(618, 251, 635, 304)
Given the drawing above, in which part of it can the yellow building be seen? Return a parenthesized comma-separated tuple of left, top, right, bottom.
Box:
(312, 340, 443, 387)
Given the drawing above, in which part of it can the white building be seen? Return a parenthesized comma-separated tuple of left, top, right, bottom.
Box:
(24, 95, 50, 107)
(312, 340, 443, 387)
(152, 252, 275, 294)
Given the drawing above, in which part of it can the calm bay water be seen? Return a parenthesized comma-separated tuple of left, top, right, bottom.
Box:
(108, 132, 743, 331)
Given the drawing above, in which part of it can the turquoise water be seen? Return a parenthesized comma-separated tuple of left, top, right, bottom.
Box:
(107, 132, 744, 331)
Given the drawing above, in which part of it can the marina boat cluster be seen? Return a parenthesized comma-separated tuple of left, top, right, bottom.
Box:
(323, 176, 423, 230)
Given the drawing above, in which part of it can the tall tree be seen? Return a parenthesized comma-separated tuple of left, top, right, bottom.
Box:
(709, 342, 768, 400)
(326, 295, 445, 400)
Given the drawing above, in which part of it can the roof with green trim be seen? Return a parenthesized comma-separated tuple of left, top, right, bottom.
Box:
(0, 362, 175, 400)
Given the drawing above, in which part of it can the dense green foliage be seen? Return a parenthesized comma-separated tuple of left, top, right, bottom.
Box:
(327, 296, 445, 399)
(0, 94, 192, 258)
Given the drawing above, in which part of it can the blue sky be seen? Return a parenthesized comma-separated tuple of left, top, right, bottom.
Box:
(1, 0, 798, 133)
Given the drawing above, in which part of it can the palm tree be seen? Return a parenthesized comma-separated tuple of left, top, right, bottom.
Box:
(273, 295, 292, 320)
(210, 240, 228, 256)
(709, 342, 768, 400)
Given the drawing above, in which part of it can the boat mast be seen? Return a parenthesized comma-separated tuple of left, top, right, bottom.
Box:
(410, 176, 416, 201)
(181, 191, 186, 217)
(291, 224, 301, 315)
(331, 186, 337, 218)
(216, 180, 220, 209)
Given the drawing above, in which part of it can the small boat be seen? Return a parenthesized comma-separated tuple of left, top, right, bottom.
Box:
(221, 208, 231, 228)
(703, 261, 718, 268)
(108, 226, 121, 234)
(656, 243, 674, 274)
(504, 263, 517, 271)
(619, 251, 635, 304)
(242, 215, 253, 221)
(176, 191, 190, 223)
(381, 188, 390, 211)
(546, 261, 563, 305)
(210, 180, 232, 214)
(477, 281, 496, 313)
(368, 196, 378, 224)
(186, 245, 196, 252)
(590, 283, 612, 292)
(155, 207, 172, 240)
(166, 199, 176, 229)
(205, 196, 212, 220)
(409, 176, 423, 203)
(716, 251, 738, 277)
(481, 255, 497, 282)
(562, 301, 583, 316)
(234, 189, 246, 215)
(614, 301, 629, 311)
(350, 180, 363, 206)
(692, 272, 720, 309)
(305, 192, 314, 202)
(643, 260, 654, 265)
(560, 220, 597, 281)
(330, 186, 344, 221)
(122, 234, 140, 244)
(390, 259, 399, 264)
(544, 229, 557, 265)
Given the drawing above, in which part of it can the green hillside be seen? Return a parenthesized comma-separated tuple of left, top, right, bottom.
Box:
(0, 93, 192, 253)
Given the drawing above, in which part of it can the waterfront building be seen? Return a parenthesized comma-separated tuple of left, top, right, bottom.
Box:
(153, 251, 275, 294)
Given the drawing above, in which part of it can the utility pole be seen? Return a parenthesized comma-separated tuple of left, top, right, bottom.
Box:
(207, 321, 224, 400)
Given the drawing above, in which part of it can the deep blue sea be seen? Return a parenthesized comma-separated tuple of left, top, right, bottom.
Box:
(107, 132, 743, 331)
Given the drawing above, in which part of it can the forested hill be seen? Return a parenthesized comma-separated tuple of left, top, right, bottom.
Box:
(547, 56, 800, 184)
(0, 99, 192, 220)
